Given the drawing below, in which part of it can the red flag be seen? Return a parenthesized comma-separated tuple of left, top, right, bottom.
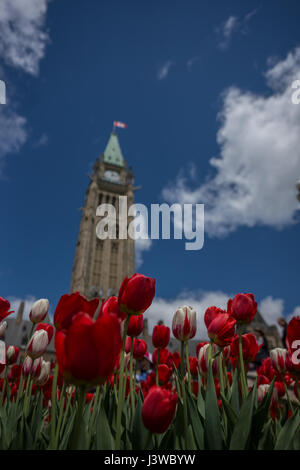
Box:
(113, 121, 127, 129)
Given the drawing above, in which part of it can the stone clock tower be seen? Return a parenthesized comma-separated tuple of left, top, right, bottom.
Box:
(70, 131, 135, 299)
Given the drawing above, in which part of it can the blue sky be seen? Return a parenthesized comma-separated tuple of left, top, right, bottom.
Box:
(0, 0, 300, 336)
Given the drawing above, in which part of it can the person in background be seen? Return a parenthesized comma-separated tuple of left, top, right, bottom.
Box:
(253, 328, 269, 368)
(136, 352, 153, 382)
(277, 317, 287, 348)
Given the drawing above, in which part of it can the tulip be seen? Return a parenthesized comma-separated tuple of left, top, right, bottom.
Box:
(27, 330, 49, 359)
(207, 314, 236, 347)
(0, 321, 7, 338)
(0, 297, 14, 322)
(196, 341, 209, 358)
(152, 347, 172, 367)
(204, 306, 226, 329)
(270, 348, 287, 374)
(36, 323, 54, 342)
(189, 356, 198, 376)
(198, 343, 219, 377)
(34, 360, 51, 386)
(118, 273, 156, 316)
(230, 333, 260, 362)
(172, 351, 181, 369)
(286, 316, 300, 354)
(55, 311, 122, 385)
(22, 356, 43, 378)
(0, 340, 6, 374)
(172, 306, 196, 341)
(285, 351, 300, 376)
(29, 299, 49, 324)
(54, 291, 99, 331)
(133, 338, 147, 360)
(127, 315, 144, 337)
(6, 345, 19, 365)
(99, 296, 123, 320)
(157, 364, 172, 385)
(257, 383, 278, 405)
(227, 293, 257, 324)
(8, 364, 22, 382)
(152, 324, 170, 349)
(142, 386, 178, 434)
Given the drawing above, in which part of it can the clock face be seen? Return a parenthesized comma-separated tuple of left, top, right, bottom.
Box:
(104, 170, 121, 183)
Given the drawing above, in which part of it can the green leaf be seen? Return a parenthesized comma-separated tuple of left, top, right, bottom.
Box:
(229, 383, 256, 450)
(229, 368, 240, 415)
(186, 390, 204, 449)
(220, 392, 238, 443)
(258, 419, 275, 450)
(204, 360, 224, 450)
(275, 409, 300, 450)
(96, 404, 115, 450)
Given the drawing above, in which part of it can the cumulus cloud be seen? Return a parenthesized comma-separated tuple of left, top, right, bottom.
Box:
(162, 47, 300, 237)
(157, 60, 175, 80)
(0, 0, 49, 75)
(217, 7, 260, 50)
(0, 107, 27, 172)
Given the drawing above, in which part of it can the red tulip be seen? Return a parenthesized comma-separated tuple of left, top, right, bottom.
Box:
(157, 364, 172, 385)
(204, 306, 226, 329)
(127, 315, 144, 337)
(99, 296, 123, 320)
(227, 293, 257, 324)
(171, 351, 181, 369)
(207, 314, 236, 347)
(152, 347, 172, 367)
(286, 317, 300, 354)
(36, 323, 54, 342)
(142, 386, 177, 434)
(54, 291, 99, 331)
(118, 274, 156, 316)
(189, 356, 198, 376)
(0, 297, 14, 322)
(152, 324, 170, 349)
(198, 343, 219, 377)
(230, 333, 260, 362)
(196, 341, 209, 358)
(133, 339, 147, 360)
(55, 312, 122, 385)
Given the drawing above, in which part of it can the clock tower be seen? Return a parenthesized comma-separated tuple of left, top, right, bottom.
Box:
(70, 131, 135, 299)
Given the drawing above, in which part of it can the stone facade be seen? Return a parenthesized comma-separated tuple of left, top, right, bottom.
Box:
(70, 132, 135, 298)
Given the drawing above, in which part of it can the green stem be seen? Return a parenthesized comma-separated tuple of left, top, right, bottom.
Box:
(70, 386, 86, 449)
(54, 381, 66, 448)
(155, 348, 160, 386)
(115, 315, 130, 450)
(238, 327, 247, 400)
(185, 341, 192, 394)
(49, 363, 58, 449)
(180, 340, 188, 450)
(129, 338, 135, 417)
(281, 373, 293, 413)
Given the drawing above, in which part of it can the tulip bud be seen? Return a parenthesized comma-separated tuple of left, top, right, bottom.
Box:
(257, 383, 278, 405)
(189, 356, 199, 376)
(0, 297, 13, 321)
(22, 356, 42, 378)
(152, 324, 170, 349)
(142, 386, 178, 434)
(27, 330, 49, 359)
(29, 299, 49, 323)
(0, 321, 7, 338)
(6, 345, 19, 365)
(270, 348, 287, 374)
(198, 343, 219, 377)
(35, 323, 54, 342)
(127, 315, 144, 337)
(34, 360, 51, 386)
(227, 293, 257, 324)
(133, 338, 147, 360)
(118, 274, 156, 316)
(207, 314, 236, 347)
(172, 306, 196, 342)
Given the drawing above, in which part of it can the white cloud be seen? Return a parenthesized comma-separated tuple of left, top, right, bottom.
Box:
(162, 47, 300, 237)
(0, 107, 27, 172)
(217, 7, 260, 50)
(135, 238, 152, 270)
(0, 0, 49, 75)
(8, 295, 37, 320)
(157, 60, 175, 80)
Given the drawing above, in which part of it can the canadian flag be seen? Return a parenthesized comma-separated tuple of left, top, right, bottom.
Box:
(113, 121, 127, 129)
